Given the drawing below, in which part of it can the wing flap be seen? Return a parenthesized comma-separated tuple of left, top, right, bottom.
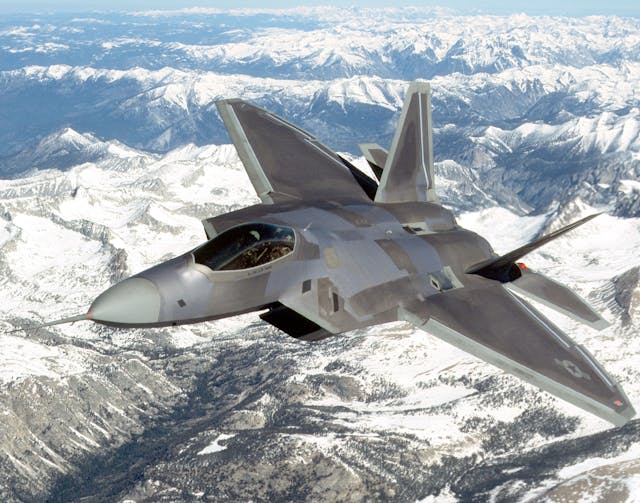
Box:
(401, 281, 634, 425)
(216, 99, 370, 204)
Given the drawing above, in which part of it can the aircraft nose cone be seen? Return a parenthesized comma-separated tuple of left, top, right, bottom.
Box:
(89, 277, 161, 326)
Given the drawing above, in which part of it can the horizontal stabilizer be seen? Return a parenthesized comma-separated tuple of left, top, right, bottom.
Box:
(401, 280, 634, 426)
(358, 143, 387, 181)
(507, 270, 609, 330)
(468, 213, 602, 282)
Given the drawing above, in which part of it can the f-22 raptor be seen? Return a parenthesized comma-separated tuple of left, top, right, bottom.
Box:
(40, 81, 634, 426)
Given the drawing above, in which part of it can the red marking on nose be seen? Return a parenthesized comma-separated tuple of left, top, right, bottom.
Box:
(614, 399, 623, 407)
(87, 311, 93, 320)
(517, 262, 527, 271)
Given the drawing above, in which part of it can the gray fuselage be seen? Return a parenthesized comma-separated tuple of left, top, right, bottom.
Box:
(88, 200, 494, 330)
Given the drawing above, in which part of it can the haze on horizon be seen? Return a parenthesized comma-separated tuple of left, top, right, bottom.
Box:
(0, 0, 638, 17)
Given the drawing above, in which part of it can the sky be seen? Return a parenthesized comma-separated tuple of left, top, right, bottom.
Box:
(0, 0, 638, 16)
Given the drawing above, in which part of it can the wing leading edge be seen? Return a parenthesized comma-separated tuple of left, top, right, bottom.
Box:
(216, 99, 370, 204)
(401, 279, 634, 426)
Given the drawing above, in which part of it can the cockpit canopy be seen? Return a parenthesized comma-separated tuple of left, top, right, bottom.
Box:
(193, 222, 295, 271)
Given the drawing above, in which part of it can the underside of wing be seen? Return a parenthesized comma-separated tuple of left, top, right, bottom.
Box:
(216, 99, 370, 204)
(468, 213, 602, 282)
(402, 280, 634, 426)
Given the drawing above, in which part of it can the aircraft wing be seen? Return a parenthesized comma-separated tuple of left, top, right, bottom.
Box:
(401, 278, 634, 426)
(216, 99, 370, 204)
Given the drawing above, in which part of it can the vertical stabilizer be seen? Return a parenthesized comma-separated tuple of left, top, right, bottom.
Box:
(375, 81, 438, 204)
(358, 143, 387, 181)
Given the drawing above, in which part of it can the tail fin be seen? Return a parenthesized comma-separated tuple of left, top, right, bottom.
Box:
(375, 81, 438, 204)
(358, 143, 387, 181)
(467, 213, 601, 282)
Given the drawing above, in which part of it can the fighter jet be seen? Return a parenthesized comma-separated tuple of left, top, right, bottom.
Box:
(33, 81, 634, 426)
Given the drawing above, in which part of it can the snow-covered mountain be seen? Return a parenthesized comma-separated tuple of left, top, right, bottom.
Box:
(0, 8, 638, 503)
(1, 62, 638, 216)
(2, 9, 639, 77)
(0, 137, 638, 502)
